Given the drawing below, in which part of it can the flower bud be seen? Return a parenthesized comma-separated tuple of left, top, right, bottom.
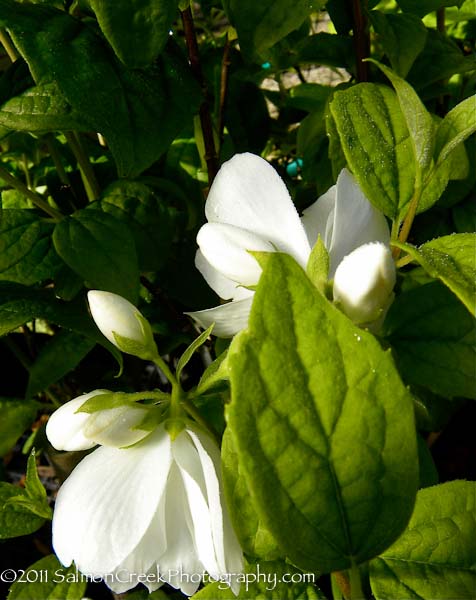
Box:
(87, 291, 157, 359)
(46, 390, 151, 451)
(333, 242, 396, 325)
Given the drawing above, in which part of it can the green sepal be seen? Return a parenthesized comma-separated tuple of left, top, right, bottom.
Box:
(306, 235, 330, 294)
(112, 311, 159, 360)
(176, 324, 214, 381)
(164, 417, 187, 441)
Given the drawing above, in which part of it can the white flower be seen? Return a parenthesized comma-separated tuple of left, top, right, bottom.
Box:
(88, 291, 156, 358)
(186, 153, 393, 336)
(46, 391, 151, 450)
(48, 420, 243, 596)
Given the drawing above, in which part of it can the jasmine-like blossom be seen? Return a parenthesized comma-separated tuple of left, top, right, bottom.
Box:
(187, 153, 395, 336)
(47, 399, 243, 596)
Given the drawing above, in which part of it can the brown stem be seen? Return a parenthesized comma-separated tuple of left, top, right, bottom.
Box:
(218, 35, 232, 149)
(351, 0, 370, 82)
(333, 570, 351, 600)
(181, 6, 219, 186)
(295, 64, 307, 84)
(436, 8, 446, 33)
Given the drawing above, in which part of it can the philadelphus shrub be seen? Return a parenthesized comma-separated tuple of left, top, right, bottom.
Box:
(187, 153, 396, 335)
(46, 294, 243, 596)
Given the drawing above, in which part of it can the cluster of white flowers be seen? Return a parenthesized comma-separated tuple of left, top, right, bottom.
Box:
(47, 153, 396, 597)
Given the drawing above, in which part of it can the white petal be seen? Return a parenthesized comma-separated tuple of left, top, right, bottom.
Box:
(198, 223, 273, 286)
(87, 291, 145, 346)
(205, 153, 310, 268)
(84, 405, 150, 448)
(52, 426, 172, 576)
(333, 242, 396, 324)
(46, 391, 109, 451)
(195, 250, 252, 301)
(185, 297, 253, 337)
(327, 169, 390, 276)
(301, 184, 336, 249)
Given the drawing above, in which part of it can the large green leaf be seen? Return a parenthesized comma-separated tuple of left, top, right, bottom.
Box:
(223, 0, 314, 61)
(396, 233, 476, 314)
(27, 330, 95, 399)
(227, 253, 418, 574)
(370, 481, 476, 599)
(87, 0, 179, 67)
(193, 560, 326, 599)
(329, 83, 415, 219)
(369, 11, 427, 77)
(384, 281, 476, 399)
(7, 555, 87, 600)
(93, 179, 176, 271)
(53, 209, 139, 303)
(0, 209, 61, 285)
(1, 1, 200, 176)
(0, 398, 39, 456)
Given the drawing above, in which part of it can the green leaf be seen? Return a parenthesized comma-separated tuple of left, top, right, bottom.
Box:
(0, 398, 39, 456)
(221, 428, 282, 561)
(27, 330, 95, 399)
(53, 209, 139, 303)
(193, 559, 326, 599)
(87, 0, 180, 67)
(223, 0, 314, 61)
(397, 0, 464, 17)
(369, 60, 435, 174)
(370, 481, 476, 599)
(395, 233, 476, 314)
(295, 32, 354, 68)
(0, 81, 89, 134)
(7, 555, 87, 600)
(2, 3, 200, 176)
(176, 324, 214, 382)
(330, 83, 415, 219)
(0, 481, 45, 539)
(196, 351, 230, 396)
(93, 179, 176, 271)
(227, 253, 418, 573)
(435, 94, 476, 165)
(306, 236, 330, 293)
(416, 435, 439, 489)
(384, 281, 476, 399)
(0, 209, 61, 285)
(6, 449, 52, 520)
(369, 11, 427, 77)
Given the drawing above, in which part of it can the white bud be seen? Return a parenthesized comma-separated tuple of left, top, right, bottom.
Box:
(333, 242, 396, 325)
(87, 291, 156, 357)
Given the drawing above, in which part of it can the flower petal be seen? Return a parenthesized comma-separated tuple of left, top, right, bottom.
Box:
(195, 250, 252, 301)
(185, 297, 253, 338)
(301, 184, 336, 249)
(46, 391, 109, 451)
(328, 169, 390, 276)
(84, 405, 151, 448)
(52, 426, 172, 576)
(198, 223, 273, 286)
(205, 153, 310, 267)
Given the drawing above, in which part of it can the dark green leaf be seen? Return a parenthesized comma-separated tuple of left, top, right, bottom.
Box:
(53, 209, 139, 303)
(417, 435, 439, 488)
(295, 33, 354, 68)
(0, 209, 61, 285)
(395, 233, 476, 314)
(330, 83, 415, 219)
(7, 555, 87, 600)
(397, 0, 464, 17)
(384, 281, 476, 399)
(27, 330, 95, 399)
(0, 398, 39, 456)
(370, 481, 476, 599)
(87, 0, 180, 67)
(369, 11, 427, 77)
(228, 253, 418, 573)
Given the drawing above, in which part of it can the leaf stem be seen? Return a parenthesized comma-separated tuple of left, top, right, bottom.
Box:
(0, 164, 63, 220)
(398, 184, 421, 245)
(332, 570, 351, 599)
(153, 355, 178, 389)
(64, 132, 100, 202)
(351, 0, 370, 82)
(181, 6, 219, 187)
(218, 34, 232, 150)
(0, 28, 19, 62)
(436, 7, 446, 33)
(349, 562, 365, 600)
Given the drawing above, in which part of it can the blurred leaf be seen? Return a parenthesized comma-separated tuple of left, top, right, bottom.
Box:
(53, 209, 140, 303)
(417, 435, 439, 488)
(397, 0, 465, 17)
(0, 398, 39, 456)
(87, 0, 180, 67)
(0, 209, 62, 285)
(295, 32, 354, 68)
(370, 481, 476, 599)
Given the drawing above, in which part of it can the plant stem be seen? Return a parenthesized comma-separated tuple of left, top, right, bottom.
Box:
(218, 34, 232, 149)
(349, 562, 365, 600)
(398, 184, 421, 245)
(332, 570, 351, 599)
(351, 0, 370, 82)
(436, 7, 446, 33)
(153, 355, 178, 389)
(182, 397, 220, 443)
(181, 5, 219, 187)
(64, 132, 100, 202)
(0, 28, 19, 62)
(0, 164, 63, 220)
